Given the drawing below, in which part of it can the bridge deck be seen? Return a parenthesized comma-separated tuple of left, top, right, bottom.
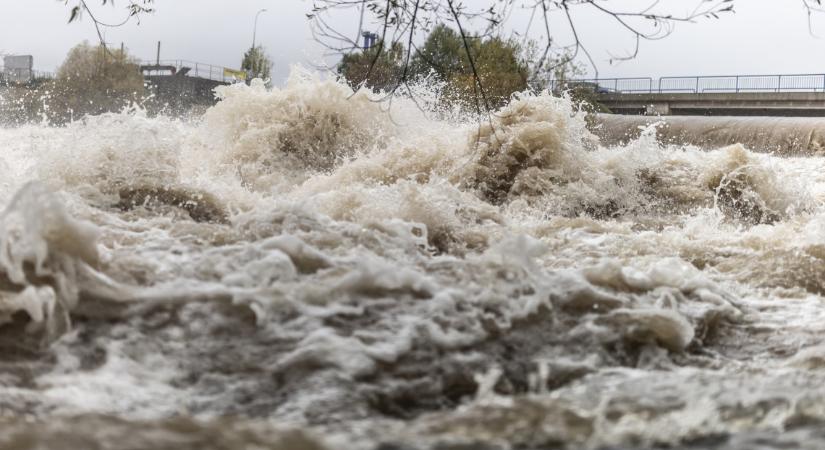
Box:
(557, 74, 825, 116)
(598, 91, 825, 116)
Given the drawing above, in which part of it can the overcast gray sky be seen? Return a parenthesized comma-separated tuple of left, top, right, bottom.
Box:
(2, 1, 825, 85)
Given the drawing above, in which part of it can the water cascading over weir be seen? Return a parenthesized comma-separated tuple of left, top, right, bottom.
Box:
(592, 114, 825, 156)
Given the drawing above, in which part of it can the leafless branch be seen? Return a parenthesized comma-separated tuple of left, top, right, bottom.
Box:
(802, 0, 825, 36)
(314, 0, 736, 114)
(65, 0, 155, 54)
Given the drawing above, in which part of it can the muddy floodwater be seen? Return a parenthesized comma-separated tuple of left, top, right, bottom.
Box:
(2, 76, 825, 449)
(594, 114, 825, 156)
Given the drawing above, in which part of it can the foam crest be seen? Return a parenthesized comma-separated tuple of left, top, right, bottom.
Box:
(36, 113, 184, 195)
(702, 144, 810, 223)
(1, 70, 825, 449)
(0, 182, 99, 334)
(203, 73, 397, 192)
(464, 93, 596, 204)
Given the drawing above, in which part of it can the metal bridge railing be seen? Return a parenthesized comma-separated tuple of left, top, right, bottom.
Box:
(551, 78, 654, 94)
(141, 60, 244, 83)
(553, 74, 825, 94)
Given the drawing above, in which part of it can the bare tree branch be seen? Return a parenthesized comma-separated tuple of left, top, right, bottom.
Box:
(315, 0, 737, 113)
(65, 0, 155, 54)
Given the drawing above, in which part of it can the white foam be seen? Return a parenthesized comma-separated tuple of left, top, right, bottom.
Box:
(0, 68, 824, 447)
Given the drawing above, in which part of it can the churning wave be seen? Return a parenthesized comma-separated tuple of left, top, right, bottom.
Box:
(1, 71, 824, 449)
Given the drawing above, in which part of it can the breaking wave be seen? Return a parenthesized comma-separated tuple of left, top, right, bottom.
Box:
(1, 70, 824, 449)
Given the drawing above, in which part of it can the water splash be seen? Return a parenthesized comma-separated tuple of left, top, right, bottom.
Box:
(0, 71, 824, 449)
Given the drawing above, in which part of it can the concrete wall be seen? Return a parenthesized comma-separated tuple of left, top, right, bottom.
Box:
(144, 75, 228, 115)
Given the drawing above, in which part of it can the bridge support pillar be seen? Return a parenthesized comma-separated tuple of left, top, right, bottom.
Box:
(645, 103, 671, 116)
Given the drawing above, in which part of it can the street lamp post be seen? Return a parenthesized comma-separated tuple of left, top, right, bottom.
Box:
(252, 8, 267, 49)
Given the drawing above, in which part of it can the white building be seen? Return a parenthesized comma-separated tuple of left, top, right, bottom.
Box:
(2, 55, 34, 83)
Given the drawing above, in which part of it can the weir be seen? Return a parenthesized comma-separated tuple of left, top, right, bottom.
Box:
(591, 114, 825, 155)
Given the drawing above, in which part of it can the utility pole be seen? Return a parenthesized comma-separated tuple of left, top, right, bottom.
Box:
(252, 9, 267, 49)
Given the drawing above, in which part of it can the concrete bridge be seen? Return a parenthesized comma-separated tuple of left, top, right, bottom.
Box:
(556, 74, 825, 116)
(140, 60, 243, 112)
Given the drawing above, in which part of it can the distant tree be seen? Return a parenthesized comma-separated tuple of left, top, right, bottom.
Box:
(0, 42, 144, 125)
(409, 24, 464, 82)
(337, 41, 404, 92)
(552, 54, 586, 85)
(413, 26, 566, 91)
(447, 36, 530, 109)
(241, 46, 273, 81)
(339, 27, 532, 109)
(49, 42, 145, 123)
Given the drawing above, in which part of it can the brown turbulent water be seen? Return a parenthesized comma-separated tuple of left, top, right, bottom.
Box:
(593, 114, 825, 156)
(1, 75, 825, 449)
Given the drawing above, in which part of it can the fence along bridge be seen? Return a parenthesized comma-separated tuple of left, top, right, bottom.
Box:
(1, 57, 243, 85)
(556, 74, 825, 116)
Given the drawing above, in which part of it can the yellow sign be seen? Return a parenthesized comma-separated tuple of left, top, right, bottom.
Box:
(223, 68, 247, 80)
